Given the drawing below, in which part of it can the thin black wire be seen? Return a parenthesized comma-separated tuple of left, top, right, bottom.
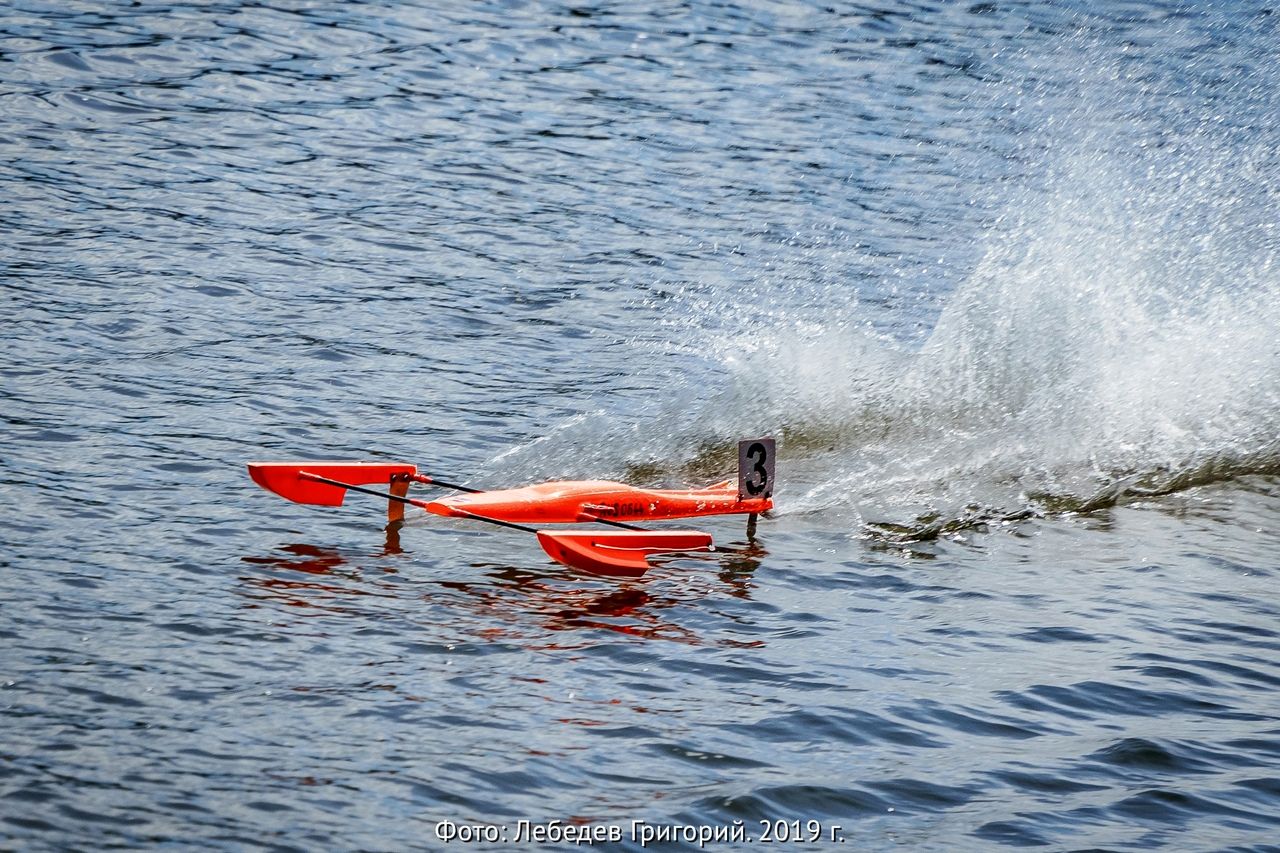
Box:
(300, 473, 539, 533)
(301, 472, 647, 532)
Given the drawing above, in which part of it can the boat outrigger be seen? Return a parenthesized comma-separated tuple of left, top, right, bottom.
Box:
(248, 438, 775, 578)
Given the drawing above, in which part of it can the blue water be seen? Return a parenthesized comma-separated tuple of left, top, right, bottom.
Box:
(3, 2, 1279, 850)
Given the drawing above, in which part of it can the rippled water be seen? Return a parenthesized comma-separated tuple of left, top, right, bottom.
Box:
(3, 2, 1279, 850)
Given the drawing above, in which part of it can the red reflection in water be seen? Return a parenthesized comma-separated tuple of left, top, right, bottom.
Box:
(238, 542, 396, 613)
(237, 530, 769, 644)
(439, 571, 700, 645)
(243, 542, 350, 575)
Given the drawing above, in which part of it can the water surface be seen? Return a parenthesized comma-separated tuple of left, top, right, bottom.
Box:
(3, 1, 1279, 850)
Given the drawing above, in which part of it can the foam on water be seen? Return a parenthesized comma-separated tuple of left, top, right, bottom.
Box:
(492, 36, 1280, 538)
(773, 131, 1279, 529)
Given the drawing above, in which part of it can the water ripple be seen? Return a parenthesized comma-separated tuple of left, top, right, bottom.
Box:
(3, 1, 1279, 850)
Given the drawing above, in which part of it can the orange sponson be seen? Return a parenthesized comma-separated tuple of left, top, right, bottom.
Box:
(425, 480, 771, 524)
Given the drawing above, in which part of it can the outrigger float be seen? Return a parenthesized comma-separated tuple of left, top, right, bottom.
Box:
(248, 438, 775, 578)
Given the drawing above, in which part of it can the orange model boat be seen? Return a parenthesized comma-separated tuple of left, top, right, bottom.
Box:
(423, 479, 770, 524)
(247, 438, 776, 578)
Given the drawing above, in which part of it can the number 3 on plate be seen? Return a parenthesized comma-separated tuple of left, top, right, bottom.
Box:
(738, 437, 776, 501)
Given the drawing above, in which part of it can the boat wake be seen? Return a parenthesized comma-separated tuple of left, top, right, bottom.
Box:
(704, 141, 1280, 539)
(491, 39, 1280, 542)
